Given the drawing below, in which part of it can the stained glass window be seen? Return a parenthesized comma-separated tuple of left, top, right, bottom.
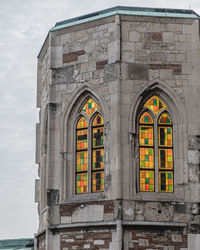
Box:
(92, 114, 104, 192)
(139, 97, 173, 193)
(139, 112, 155, 192)
(158, 112, 173, 192)
(75, 99, 104, 194)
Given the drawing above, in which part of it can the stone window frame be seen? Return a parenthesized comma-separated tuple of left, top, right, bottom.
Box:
(74, 104, 104, 195)
(137, 100, 174, 193)
(129, 82, 188, 201)
(61, 87, 109, 202)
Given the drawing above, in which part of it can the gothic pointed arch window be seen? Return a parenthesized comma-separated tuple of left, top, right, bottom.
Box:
(139, 96, 173, 193)
(75, 98, 104, 194)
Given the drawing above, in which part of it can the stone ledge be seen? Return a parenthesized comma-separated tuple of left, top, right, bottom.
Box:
(123, 221, 187, 227)
(50, 221, 117, 230)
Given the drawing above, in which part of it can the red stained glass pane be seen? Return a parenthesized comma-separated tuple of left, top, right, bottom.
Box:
(140, 112, 153, 124)
(140, 171, 154, 192)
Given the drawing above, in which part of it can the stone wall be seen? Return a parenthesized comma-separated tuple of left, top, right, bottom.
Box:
(124, 228, 187, 250)
(60, 229, 113, 250)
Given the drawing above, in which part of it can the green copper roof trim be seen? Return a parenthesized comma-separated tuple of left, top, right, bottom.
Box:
(50, 8, 198, 32)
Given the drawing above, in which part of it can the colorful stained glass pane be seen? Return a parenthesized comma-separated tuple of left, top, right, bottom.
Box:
(82, 98, 101, 116)
(77, 129, 88, 150)
(92, 171, 104, 192)
(76, 151, 88, 172)
(140, 170, 154, 192)
(77, 116, 88, 129)
(139, 126, 154, 146)
(158, 113, 172, 125)
(140, 148, 154, 169)
(92, 114, 104, 126)
(159, 127, 172, 147)
(144, 96, 167, 116)
(159, 171, 173, 192)
(76, 173, 88, 194)
(93, 127, 104, 148)
(159, 149, 173, 170)
(139, 112, 153, 124)
(93, 149, 104, 170)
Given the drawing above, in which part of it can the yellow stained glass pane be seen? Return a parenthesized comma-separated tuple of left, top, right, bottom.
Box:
(139, 112, 153, 124)
(93, 127, 104, 148)
(92, 171, 104, 192)
(82, 98, 101, 116)
(92, 114, 104, 126)
(144, 96, 167, 116)
(159, 149, 173, 170)
(76, 151, 88, 172)
(77, 129, 88, 150)
(159, 171, 173, 192)
(139, 126, 154, 146)
(76, 173, 88, 194)
(158, 113, 172, 125)
(93, 149, 104, 170)
(158, 127, 172, 147)
(77, 116, 88, 129)
(140, 148, 154, 169)
(140, 170, 154, 192)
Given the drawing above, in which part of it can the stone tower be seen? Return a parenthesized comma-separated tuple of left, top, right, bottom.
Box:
(35, 6, 200, 250)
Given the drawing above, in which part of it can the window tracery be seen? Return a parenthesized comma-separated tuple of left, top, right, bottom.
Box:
(139, 96, 173, 193)
(75, 98, 104, 194)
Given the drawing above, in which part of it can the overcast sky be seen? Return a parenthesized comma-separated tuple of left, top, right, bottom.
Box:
(0, 0, 199, 240)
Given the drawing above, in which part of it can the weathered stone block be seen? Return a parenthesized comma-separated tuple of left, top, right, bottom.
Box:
(128, 63, 149, 80)
(144, 202, 173, 221)
(52, 66, 74, 84)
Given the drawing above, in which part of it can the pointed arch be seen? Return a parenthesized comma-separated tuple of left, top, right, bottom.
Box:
(61, 85, 107, 198)
(130, 81, 188, 198)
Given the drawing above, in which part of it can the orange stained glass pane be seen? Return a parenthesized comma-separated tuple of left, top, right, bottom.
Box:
(76, 173, 88, 194)
(77, 116, 88, 129)
(140, 148, 154, 169)
(144, 96, 167, 116)
(158, 127, 172, 147)
(158, 113, 172, 125)
(76, 151, 88, 172)
(82, 98, 101, 116)
(93, 127, 104, 148)
(140, 170, 154, 192)
(139, 126, 154, 146)
(92, 171, 104, 192)
(139, 112, 153, 124)
(77, 129, 88, 150)
(159, 149, 173, 170)
(159, 171, 173, 192)
(92, 114, 104, 126)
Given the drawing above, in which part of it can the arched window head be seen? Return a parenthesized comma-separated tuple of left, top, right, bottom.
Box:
(139, 96, 173, 193)
(75, 98, 104, 194)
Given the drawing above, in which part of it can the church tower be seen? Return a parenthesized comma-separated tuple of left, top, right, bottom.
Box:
(35, 6, 200, 249)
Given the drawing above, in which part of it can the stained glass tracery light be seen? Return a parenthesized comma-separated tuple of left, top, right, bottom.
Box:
(76, 99, 104, 194)
(143, 96, 167, 116)
(139, 96, 173, 193)
(82, 98, 101, 116)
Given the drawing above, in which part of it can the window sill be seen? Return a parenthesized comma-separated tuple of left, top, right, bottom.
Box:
(62, 192, 105, 204)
